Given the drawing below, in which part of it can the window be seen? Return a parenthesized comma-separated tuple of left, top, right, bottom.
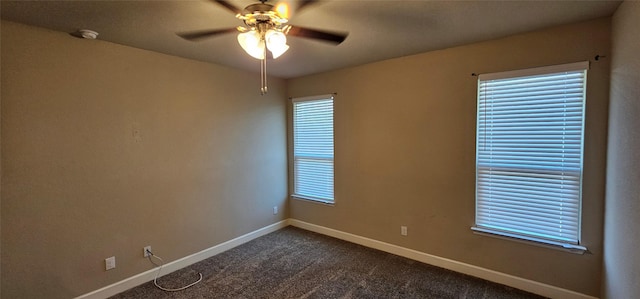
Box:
(473, 62, 588, 251)
(292, 94, 334, 203)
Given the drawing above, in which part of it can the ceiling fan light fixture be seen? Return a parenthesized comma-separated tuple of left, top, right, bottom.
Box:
(270, 44, 289, 59)
(265, 29, 289, 59)
(237, 30, 265, 59)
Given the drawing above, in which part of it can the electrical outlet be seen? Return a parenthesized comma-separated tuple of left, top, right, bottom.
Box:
(143, 246, 152, 257)
(401, 226, 408, 236)
(105, 256, 116, 270)
(273, 206, 278, 215)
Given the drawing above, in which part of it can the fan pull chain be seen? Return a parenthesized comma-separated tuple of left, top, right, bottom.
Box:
(260, 47, 268, 95)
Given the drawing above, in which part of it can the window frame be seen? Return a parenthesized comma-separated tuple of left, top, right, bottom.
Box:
(472, 61, 589, 253)
(291, 94, 335, 204)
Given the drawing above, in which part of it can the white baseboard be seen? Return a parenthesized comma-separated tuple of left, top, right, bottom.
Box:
(288, 219, 598, 299)
(77, 218, 597, 299)
(75, 220, 289, 299)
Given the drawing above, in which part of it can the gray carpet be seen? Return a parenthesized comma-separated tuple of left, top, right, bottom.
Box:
(110, 226, 546, 299)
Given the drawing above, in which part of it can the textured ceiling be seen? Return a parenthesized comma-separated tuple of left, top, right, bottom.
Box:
(1, 0, 621, 78)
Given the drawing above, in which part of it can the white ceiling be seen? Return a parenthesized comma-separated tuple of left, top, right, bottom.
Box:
(1, 0, 621, 78)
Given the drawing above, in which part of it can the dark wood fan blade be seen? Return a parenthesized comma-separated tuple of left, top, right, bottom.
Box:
(211, 0, 243, 15)
(296, 0, 318, 14)
(177, 28, 238, 41)
(288, 26, 348, 44)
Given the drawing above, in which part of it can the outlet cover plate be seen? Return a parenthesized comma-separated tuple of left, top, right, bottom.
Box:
(105, 256, 116, 270)
(143, 246, 152, 257)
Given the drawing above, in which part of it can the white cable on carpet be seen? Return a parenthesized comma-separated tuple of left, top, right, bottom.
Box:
(146, 249, 203, 292)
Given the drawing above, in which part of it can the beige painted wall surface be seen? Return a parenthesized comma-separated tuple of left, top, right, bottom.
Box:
(287, 18, 611, 296)
(603, 2, 640, 298)
(1, 21, 288, 299)
(0, 21, 3, 298)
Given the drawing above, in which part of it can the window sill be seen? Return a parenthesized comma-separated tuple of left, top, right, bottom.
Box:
(471, 227, 588, 255)
(291, 195, 335, 206)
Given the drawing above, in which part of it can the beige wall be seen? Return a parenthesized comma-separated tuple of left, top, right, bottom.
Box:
(287, 18, 611, 296)
(0, 21, 288, 298)
(0, 21, 3, 298)
(603, 2, 640, 298)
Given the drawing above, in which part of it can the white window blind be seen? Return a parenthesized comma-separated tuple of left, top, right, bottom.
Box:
(292, 95, 334, 202)
(474, 62, 588, 248)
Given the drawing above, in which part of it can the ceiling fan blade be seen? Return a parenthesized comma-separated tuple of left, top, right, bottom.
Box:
(211, 0, 243, 15)
(177, 28, 238, 41)
(288, 26, 348, 44)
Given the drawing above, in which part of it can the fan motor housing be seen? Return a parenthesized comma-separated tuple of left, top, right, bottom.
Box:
(240, 2, 287, 27)
(243, 3, 274, 15)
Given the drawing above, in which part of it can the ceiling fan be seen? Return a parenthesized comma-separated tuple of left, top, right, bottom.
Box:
(178, 0, 349, 95)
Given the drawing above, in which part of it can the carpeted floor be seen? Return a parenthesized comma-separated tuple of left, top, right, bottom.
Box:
(110, 226, 546, 299)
